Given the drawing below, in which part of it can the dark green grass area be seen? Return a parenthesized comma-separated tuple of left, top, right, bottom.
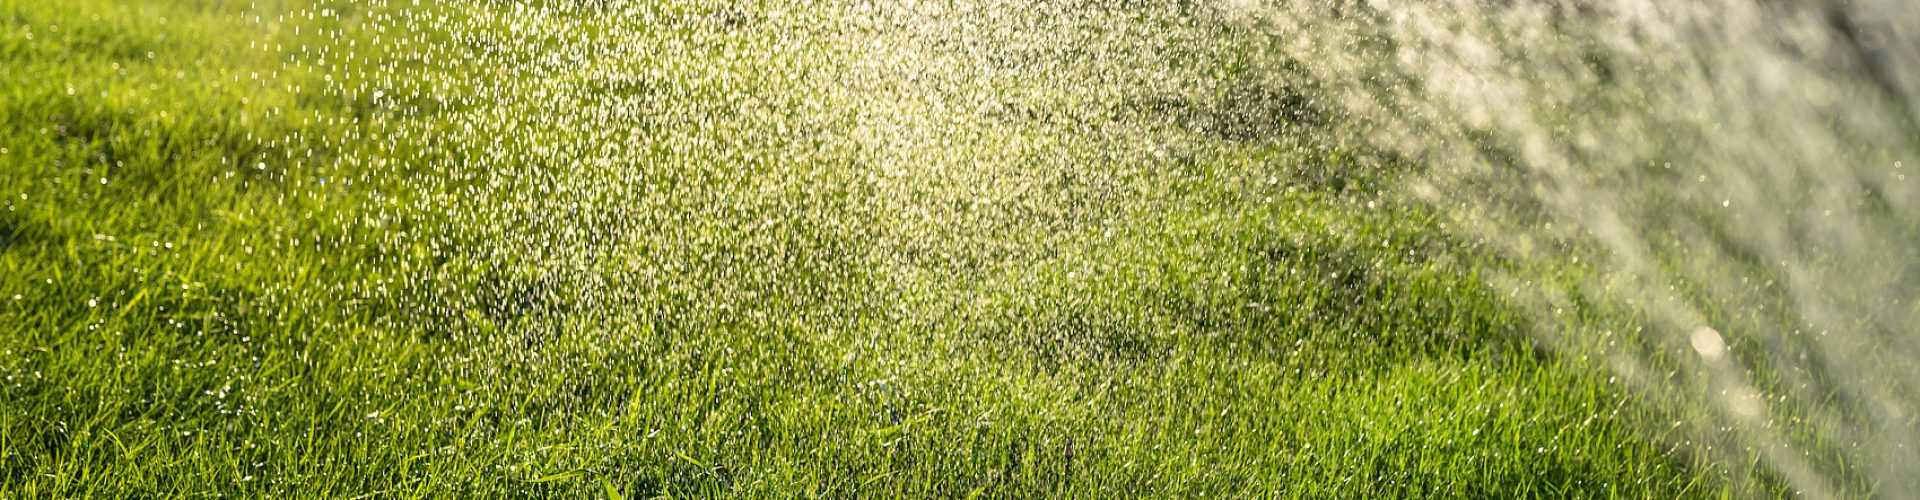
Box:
(1, 0, 1729, 496)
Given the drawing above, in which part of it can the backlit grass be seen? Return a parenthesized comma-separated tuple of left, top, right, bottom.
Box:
(0, 0, 1749, 496)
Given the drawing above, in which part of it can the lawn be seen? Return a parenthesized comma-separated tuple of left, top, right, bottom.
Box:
(0, 0, 1776, 496)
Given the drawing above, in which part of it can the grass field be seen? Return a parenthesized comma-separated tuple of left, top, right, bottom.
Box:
(0, 0, 1830, 496)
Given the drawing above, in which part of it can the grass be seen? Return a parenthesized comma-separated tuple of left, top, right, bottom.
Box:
(0, 0, 1753, 496)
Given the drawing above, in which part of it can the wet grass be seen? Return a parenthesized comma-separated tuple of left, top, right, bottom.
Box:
(0, 0, 1739, 496)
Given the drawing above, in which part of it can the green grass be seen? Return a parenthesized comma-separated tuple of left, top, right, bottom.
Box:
(0, 0, 1741, 496)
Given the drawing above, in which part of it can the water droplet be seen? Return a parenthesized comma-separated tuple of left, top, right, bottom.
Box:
(1690, 327, 1726, 361)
